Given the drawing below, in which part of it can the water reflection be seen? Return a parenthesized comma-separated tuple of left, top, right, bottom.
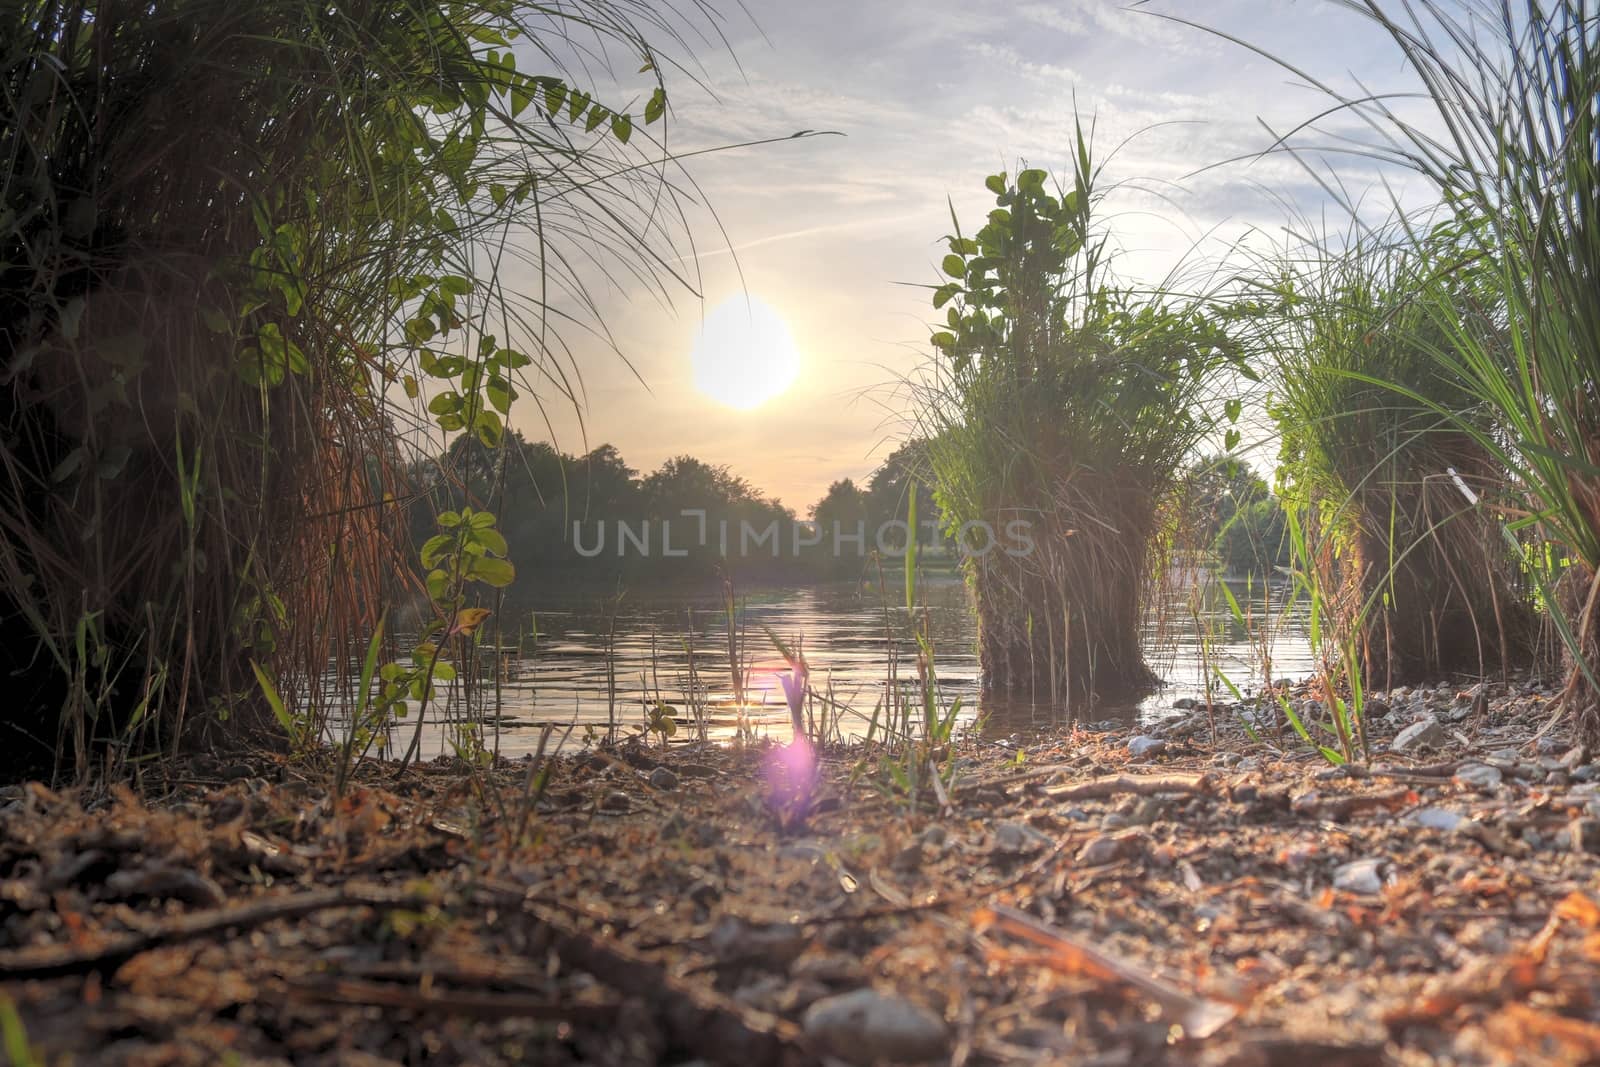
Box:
(345, 573, 1313, 760)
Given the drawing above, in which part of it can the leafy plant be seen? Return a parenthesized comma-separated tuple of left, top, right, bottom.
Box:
(915, 124, 1250, 705)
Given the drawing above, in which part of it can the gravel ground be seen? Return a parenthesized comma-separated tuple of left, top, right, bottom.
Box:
(3, 675, 1599, 1066)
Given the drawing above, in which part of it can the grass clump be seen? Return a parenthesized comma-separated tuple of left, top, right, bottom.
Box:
(914, 126, 1246, 707)
(0, 0, 716, 779)
(1254, 222, 1534, 689)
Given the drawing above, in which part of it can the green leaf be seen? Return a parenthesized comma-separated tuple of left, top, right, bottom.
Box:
(644, 87, 666, 124)
(568, 90, 592, 122)
(250, 660, 298, 743)
(486, 377, 515, 414)
(473, 408, 503, 446)
(476, 529, 509, 557)
(509, 84, 532, 118)
(930, 331, 956, 349)
(932, 283, 960, 308)
(948, 237, 980, 255)
(469, 556, 516, 588)
(984, 173, 1007, 195)
(585, 106, 608, 133)
(610, 112, 633, 144)
(941, 254, 965, 278)
(427, 391, 462, 416)
(543, 80, 567, 116)
(426, 568, 451, 601)
(420, 534, 454, 568)
(51, 447, 85, 483)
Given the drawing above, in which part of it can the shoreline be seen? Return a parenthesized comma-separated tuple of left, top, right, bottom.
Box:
(3, 677, 1596, 1065)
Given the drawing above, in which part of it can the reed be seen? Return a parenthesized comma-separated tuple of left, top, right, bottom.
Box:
(0, 0, 725, 779)
(912, 126, 1246, 707)
(1251, 221, 1534, 688)
(1258, 1, 1598, 737)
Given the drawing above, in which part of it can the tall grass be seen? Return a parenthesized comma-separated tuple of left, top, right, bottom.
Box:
(1244, 1, 1599, 737)
(0, 0, 730, 779)
(1252, 220, 1533, 688)
(912, 126, 1246, 706)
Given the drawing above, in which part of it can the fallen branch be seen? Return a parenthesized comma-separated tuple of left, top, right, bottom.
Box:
(975, 904, 1237, 1039)
(481, 883, 809, 1066)
(0, 885, 429, 981)
(1044, 773, 1213, 802)
(284, 976, 619, 1023)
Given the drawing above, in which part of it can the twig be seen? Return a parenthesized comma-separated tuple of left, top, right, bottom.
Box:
(1044, 772, 1213, 801)
(0, 885, 429, 981)
(283, 976, 620, 1022)
(481, 884, 808, 1066)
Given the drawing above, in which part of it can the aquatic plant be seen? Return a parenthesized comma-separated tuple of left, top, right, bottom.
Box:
(0, 0, 722, 778)
(1236, 0, 1598, 738)
(1254, 222, 1534, 688)
(915, 126, 1248, 706)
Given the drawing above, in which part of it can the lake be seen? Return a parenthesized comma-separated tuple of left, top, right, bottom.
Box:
(349, 570, 1315, 760)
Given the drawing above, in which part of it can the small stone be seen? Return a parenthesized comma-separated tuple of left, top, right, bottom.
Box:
(919, 825, 948, 849)
(1333, 857, 1386, 895)
(599, 790, 632, 812)
(993, 821, 1048, 855)
(1576, 765, 1600, 783)
(648, 766, 679, 791)
(1235, 757, 1262, 772)
(1562, 746, 1589, 771)
(1412, 808, 1467, 832)
(1390, 718, 1447, 753)
(801, 988, 948, 1066)
(1212, 752, 1243, 768)
(1454, 763, 1503, 791)
(1173, 697, 1199, 710)
(779, 841, 828, 863)
(1571, 818, 1600, 855)
(1127, 735, 1167, 758)
(1075, 829, 1148, 866)
(687, 878, 721, 908)
(891, 841, 924, 872)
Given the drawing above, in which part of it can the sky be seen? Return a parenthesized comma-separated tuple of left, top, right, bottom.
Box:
(503, 0, 1440, 513)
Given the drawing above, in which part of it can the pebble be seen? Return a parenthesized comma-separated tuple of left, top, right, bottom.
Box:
(801, 988, 948, 1066)
(1454, 763, 1503, 791)
(891, 841, 924, 872)
(1076, 829, 1148, 866)
(993, 821, 1049, 855)
(648, 766, 679, 791)
(1127, 736, 1167, 758)
(919, 825, 948, 849)
(1390, 718, 1447, 752)
(1411, 807, 1468, 832)
(1571, 818, 1600, 855)
(599, 790, 632, 813)
(1173, 697, 1200, 710)
(1333, 857, 1386, 895)
(1562, 746, 1589, 771)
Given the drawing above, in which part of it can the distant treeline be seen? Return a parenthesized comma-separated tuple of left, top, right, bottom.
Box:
(407, 434, 1288, 590)
(406, 434, 950, 589)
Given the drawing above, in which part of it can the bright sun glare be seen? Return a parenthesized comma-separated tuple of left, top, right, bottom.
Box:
(690, 295, 801, 411)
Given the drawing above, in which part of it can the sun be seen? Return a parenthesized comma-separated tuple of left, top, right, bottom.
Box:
(689, 295, 801, 411)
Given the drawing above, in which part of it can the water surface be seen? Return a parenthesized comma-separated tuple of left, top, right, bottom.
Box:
(352, 572, 1314, 760)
